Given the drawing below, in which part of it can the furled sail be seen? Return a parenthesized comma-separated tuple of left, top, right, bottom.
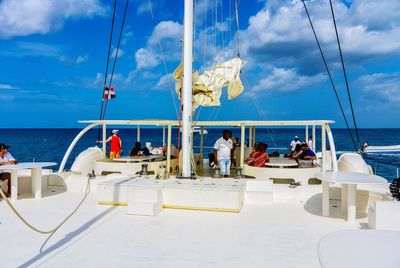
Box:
(173, 57, 245, 109)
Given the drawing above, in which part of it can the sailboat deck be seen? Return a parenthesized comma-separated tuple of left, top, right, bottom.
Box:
(0, 186, 369, 268)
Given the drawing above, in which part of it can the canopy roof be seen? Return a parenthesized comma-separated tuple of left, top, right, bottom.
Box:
(79, 119, 335, 127)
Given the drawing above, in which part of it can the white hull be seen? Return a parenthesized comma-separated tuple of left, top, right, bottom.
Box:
(363, 145, 400, 154)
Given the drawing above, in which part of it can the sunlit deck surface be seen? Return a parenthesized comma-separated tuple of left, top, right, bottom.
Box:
(0, 183, 371, 268)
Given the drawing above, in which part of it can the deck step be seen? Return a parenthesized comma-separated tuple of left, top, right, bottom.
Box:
(245, 179, 273, 205)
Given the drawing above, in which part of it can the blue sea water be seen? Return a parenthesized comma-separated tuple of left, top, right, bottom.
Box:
(1, 128, 399, 181)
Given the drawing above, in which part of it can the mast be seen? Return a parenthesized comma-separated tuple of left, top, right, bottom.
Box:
(181, 0, 194, 178)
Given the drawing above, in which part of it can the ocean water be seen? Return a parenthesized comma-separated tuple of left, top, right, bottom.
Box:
(1, 128, 399, 181)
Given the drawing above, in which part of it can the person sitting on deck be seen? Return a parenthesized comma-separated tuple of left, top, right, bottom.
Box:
(289, 136, 301, 157)
(142, 142, 153, 156)
(298, 143, 317, 161)
(290, 144, 303, 160)
(307, 136, 314, 151)
(245, 143, 270, 167)
(0, 144, 17, 197)
(129, 142, 141, 156)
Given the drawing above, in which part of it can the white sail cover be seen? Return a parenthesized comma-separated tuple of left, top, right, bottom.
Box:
(173, 57, 245, 109)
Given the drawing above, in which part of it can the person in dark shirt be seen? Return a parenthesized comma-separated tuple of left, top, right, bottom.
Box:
(129, 142, 141, 156)
(142, 142, 152, 156)
(299, 143, 317, 160)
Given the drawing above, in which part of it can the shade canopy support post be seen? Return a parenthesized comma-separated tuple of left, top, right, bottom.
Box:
(305, 125, 309, 143)
(322, 124, 326, 172)
(167, 124, 172, 177)
(200, 126, 204, 169)
(162, 125, 166, 146)
(240, 125, 245, 168)
(102, 123, 107, 158)
(312, 125, 316, 153)
(248, 127, 253, 148)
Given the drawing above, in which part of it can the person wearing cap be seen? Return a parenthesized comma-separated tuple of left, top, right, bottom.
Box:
(106, 130, 122, 158)
(142, 142, 153, 156)
(0, 144, 17, 197)
(290, 136, 301, 153)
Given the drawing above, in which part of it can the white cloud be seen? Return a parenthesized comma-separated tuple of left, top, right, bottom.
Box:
(59, 54, 89, 64)
(12, 42, 61, 58)
(155, 74, 174, 90)
(148, 21, 182, 46)
(135, 48, 160, 70)
(122, 31, 134, 45)
(240, 0, 400, 74)
(134, 20, 182, 70)
(0, 84, 18, 90)
(0, 0, 107, 38)
(136, 1, 149, 15)
(253, 67, 325, 93)
(76, 54, 89, 64)
(357, 72, 400, 104)
(112, 48, 124, 59)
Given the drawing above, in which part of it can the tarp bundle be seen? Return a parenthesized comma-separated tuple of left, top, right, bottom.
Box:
(173, 57, 245, 110)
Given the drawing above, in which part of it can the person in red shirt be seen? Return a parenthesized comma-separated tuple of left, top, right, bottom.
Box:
(106, 129, 122, 158)
(245, 143, 270, 167)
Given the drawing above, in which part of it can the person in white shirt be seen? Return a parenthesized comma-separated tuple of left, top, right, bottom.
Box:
(0, 144, 17, 197)
(290, 136, 301, 152)
(214, 130, 233, 177)
(307, 136, 314, 152)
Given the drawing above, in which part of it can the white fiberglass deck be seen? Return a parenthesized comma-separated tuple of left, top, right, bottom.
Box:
(1, 187, 367, 268)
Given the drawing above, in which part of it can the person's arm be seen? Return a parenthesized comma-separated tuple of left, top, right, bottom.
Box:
(230, 140, 235, 163)
(0, 160, 16, 165)
(213, 149, 218, 164)
(245, 152, 255, 164)
(264, 153, 270, 163)
(303, 155, 317, 160)
(119, 139, 122, 151)
(213, 140, 220, 164)
(6, 153, 16, 164)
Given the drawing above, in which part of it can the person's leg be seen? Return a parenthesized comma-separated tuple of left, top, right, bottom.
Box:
(218, 159, 227, 175)
(110, 151, 116, 159)
(219, 159, 229, 176)
(6, 173, 10, 196)
(224, 160, 231, 177)
(0, 173, 11, 197)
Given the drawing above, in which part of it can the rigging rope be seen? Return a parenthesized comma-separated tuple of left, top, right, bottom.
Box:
(102, 0, 130, 121)
(243, 77, 277, 147)
(234, 0, 240, 57)
(0, 176, 91, 241)
(97, 0, 117, 142)
(301, 0, 358, 151)
(328, 0, 361, 147)
(147, 0, 180, 118)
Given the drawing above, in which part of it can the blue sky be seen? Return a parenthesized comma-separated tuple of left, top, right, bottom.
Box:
(0, 0, 399, 128)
